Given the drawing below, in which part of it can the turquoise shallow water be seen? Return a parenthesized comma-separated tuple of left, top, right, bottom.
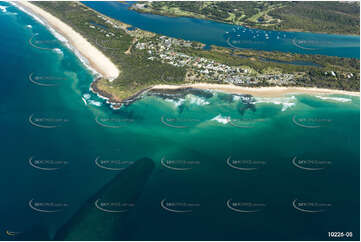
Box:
(0, 2, 359, 241)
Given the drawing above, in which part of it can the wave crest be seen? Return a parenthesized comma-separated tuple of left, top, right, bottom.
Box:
(211, 114, 231, 124)
(187, 94, 209, 106)
(0, 5, 8, 13)
(315, 95, 352, 103)
(254, 96, 296, 111)
(53, 48, 63, 55)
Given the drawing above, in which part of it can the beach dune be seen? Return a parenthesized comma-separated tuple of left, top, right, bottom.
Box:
(16, 1, 120, 81)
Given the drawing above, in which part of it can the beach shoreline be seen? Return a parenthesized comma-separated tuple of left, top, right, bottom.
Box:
(151, 83, 360, 98)
(14, 1, 359, 108)
(14, 1, 119, 81)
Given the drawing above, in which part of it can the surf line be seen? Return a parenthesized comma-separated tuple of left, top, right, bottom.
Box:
(81, 97, 88, 105)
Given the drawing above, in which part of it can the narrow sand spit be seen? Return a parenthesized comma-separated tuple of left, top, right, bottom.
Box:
(16, 1, 119, 81)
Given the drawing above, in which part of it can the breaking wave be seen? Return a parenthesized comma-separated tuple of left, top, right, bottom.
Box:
(187, 94, 209, 106)
(83, 93, 91, 100)
(10, 2, 45, 24)
(164, 98, 185, 107)
(233, 95, 241, 101)
(0, 5, 8, 13)
(315, 95, 352, 103)
(11, 2, 101, 78)
(164, 94, 209, 107)
(88, 100, 102, 107)
(53, 48, 63, 55)
(211, 114, 231, 124)
(0, 5, 17, 15)
(253, 96, 296, 111)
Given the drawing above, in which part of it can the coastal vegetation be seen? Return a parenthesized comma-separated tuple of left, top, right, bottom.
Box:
(35, 1, 186, 104)
(268, 1, 360, 35)
(182, 46, 360, 90)
(34, 2, 359, 106)
(132, 1, 360, 35)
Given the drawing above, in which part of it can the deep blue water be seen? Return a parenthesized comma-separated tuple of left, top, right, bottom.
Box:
(0, 2, 359, 241)
(83, 1, 360, 59)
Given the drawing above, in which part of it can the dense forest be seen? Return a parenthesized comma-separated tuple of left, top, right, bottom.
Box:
(269, 2, 360, 35)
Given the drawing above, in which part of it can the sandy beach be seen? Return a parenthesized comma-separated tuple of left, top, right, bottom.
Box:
(152, 83, 360, 97)
(14, 2, 359, 100)
(15, 1, 119, 81)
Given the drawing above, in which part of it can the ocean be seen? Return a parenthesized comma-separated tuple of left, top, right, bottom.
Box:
(0, 2, 359, 241)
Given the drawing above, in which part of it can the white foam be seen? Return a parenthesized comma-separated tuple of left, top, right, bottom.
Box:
(0, 5, 8, 13)
(88, 100, 102, 107)
(81, 97, 87, 105)
(0, 5, 17, 15)
(234, 95, 253, 102)
(186, 94, 209, 106)
(52, 30, 67, 43)
(281, 102, 295, 111)
(11, 2, 101, 79)
(164, 98, 185, 107)
(233, 95, 241, 101)
(26, 24, 32, 28)
(211, 114, 231, 124)
(83, 93, 91, 100)
(90, 83, 130, 110)
(110, 103, 122, 110)
(208, 90, 218, 96)
(53, 48, 63, 55)
(47, 28, 100, 77)
(254, 96, 296, 111)
(10, 2, 45, 25)
(89, 85, 121, 110)
(90, 85, 110, 102)
(315, 95, 352, 103)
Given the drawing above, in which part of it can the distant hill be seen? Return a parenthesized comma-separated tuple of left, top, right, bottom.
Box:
(132, 1, 360, 35)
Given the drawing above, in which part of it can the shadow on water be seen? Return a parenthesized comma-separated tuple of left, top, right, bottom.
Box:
(54, 158, 155, 240)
